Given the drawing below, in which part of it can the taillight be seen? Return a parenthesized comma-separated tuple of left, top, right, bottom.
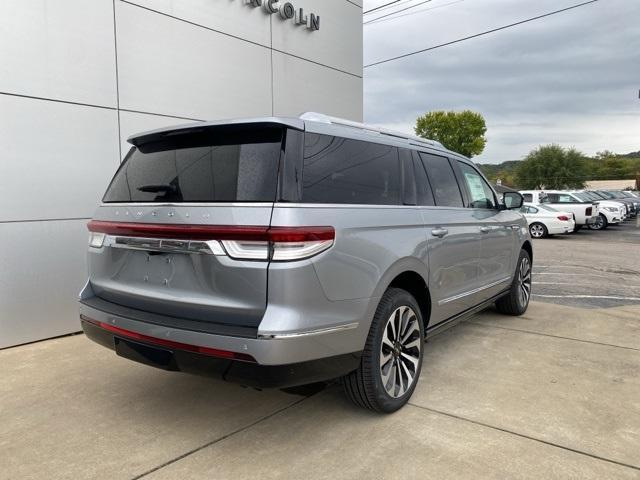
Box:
(586, 207, 592, 215)
(557, 215, 569, 221)
(87, 221, 334, 261)
(268, 227, 335, 261)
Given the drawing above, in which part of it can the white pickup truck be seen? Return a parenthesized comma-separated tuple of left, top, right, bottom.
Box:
(519, 190, 600, 231)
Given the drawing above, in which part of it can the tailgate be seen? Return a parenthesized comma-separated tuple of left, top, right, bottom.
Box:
(84, 124, 285, 334)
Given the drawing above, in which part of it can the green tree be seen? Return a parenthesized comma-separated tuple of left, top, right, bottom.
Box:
(414, 110, 487, 157)
(515, 144, 587, 189)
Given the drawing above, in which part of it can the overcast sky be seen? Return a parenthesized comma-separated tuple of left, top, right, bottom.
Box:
(363, 0, 640, 164)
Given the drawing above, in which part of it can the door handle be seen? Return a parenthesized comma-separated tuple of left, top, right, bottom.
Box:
(431, 228, 448, 238)
(479, 226, 491, 233)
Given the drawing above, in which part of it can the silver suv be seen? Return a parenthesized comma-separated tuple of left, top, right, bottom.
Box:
(80, 112, 531, 412)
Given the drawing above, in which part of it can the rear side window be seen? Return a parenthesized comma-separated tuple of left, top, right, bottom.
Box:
(522, 193, 533, 202)
(302, 134, 400, 205)
(547, 193, 575, 203)
(419, 153, 463, 207)
(103, 127, 283, 203)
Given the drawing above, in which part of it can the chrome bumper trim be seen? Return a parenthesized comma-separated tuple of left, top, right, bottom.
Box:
(257, 322, 360, 339)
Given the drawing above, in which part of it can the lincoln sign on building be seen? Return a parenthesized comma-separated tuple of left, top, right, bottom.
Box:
(0, 0, 363, 348)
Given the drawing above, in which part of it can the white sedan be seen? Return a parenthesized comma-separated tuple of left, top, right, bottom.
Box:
(520, 203, 576, 238)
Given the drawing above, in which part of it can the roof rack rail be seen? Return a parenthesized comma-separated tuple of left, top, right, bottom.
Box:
(299, 112, 444, 149)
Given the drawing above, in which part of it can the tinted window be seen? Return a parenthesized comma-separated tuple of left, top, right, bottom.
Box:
(412, 152, 435, 206)
(399, 148, 416, 205)
(103, 127, 283, 203)
(419, 153, 463, 207)
(302, 134, 400, 205)
(522, 193, 533, 202)
(547, 193, 576, 203)
(457, 162, 497, 209)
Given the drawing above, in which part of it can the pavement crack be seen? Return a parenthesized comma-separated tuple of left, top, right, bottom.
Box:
(130, 394, 310, 480)
(408, 404, 640, 472)
(469, 322, 640, 352)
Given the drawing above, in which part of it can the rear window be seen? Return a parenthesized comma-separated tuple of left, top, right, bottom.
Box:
(103, 127, 283, 203)
(302, 134, 400, 205)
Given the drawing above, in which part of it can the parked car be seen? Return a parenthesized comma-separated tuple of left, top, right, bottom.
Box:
(587, 190, 630, 219)
(595, 190, 638, 217)
(519, 203, 575, 237)
(519, 190, 599, 231)
(79, 112, 532, 413)
(569, 191, 625, 229)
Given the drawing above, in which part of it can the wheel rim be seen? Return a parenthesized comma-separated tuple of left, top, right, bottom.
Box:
(379, 306, 421, 398)
(517, 257, 532, 307)
(530, 224, 544, 238)
(593, 215, 604, 229)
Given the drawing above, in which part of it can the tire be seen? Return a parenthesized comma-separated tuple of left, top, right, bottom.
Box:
(495, 249, 532, 316)
(587, 213, 608, 230)
(342, 288, 424, 413)
(529, 222, 547, 238)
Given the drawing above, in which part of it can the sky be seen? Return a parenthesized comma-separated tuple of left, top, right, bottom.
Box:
(362, 0, 640, 164)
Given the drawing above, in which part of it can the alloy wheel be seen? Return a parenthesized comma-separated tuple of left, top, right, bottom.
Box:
(590, 215, 605, 230)
(517, 256, 532, 307)
(379, 306, 421, 398)
(530, 224, 545, 238)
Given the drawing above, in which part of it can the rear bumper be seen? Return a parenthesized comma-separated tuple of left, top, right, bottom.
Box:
(548, 225, 573, 235)
(81, 318, 361, 389)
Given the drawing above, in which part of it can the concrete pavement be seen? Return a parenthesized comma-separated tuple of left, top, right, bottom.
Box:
(1, 301, 639, 479)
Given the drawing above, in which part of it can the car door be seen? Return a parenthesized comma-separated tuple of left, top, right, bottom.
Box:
(455, 161, 518, 304)
(418, 152, 482, 325)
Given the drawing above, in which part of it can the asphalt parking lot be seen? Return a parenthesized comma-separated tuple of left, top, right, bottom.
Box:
(531, 217, 640, 308)
(1, 221, 639, 480)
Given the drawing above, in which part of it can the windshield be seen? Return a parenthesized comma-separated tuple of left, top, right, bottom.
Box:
(103, 126, 284, 203)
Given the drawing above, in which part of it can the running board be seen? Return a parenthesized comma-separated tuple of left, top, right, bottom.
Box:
(425, 289, 510, 339)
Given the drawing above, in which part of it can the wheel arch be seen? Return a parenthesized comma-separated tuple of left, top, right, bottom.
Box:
(372, 262, 431, 331)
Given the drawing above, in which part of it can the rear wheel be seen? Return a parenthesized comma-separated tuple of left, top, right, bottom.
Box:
(342, 288, 424, 413)
(495, 249, 531, 316)
(529, 222, 547, 238)
(588, 213, 608, 230)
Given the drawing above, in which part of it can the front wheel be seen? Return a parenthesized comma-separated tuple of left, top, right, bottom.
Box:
(342, 288, 424, 413)
(588, 214, 607, 230)
(495, 249, 532, 316)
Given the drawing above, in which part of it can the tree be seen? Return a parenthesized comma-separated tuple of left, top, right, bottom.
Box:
(515, 144, 587, 189)
(414, 110, 487, 157)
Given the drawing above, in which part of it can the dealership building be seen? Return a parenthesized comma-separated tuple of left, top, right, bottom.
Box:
(0, 0, 363, 348)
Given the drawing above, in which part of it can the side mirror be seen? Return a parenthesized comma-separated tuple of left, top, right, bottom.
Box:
(503, 192, 524, 210)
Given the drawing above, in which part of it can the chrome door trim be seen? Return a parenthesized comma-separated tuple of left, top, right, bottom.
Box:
(438, 276, 512, 306)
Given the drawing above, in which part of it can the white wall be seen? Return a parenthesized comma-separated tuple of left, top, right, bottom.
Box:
(0, 0, 362, 348)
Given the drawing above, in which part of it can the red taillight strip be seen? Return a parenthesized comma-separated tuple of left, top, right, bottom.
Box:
(81, 316, 256, 363)
(87, 220, 334, 242)
(87, 220, 268, 241)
